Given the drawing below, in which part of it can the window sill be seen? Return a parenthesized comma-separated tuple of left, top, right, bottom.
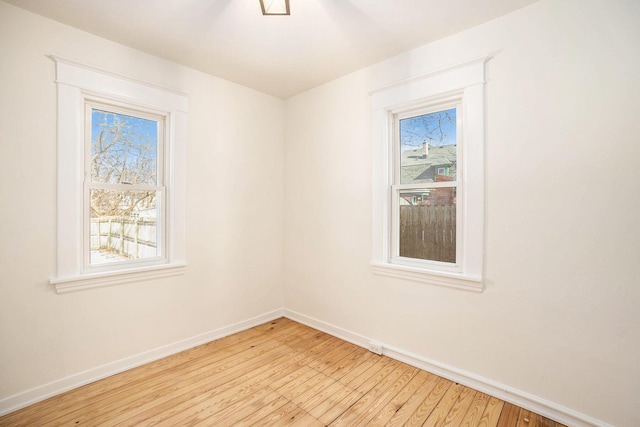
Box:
(371, 261, 483, 292)
(50, 262, 187, 294)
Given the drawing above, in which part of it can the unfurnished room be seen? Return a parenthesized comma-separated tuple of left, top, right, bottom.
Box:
(0, 0, 639, 426)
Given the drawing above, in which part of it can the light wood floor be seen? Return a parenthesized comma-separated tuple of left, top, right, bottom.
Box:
(0, 318, 566, 427)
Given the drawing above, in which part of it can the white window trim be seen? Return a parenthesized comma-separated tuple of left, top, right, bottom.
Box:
(370, 56, 487, 292)
(49, 56, 188, 293)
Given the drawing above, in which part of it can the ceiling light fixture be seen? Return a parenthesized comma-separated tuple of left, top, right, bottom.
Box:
(260, 0, 290, 15)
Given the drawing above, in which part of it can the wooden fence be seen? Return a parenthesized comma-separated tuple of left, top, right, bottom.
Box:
(90, 217, 157, 260)
(399, 204, 456, 263)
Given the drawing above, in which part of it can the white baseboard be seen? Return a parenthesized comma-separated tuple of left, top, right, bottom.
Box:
(283, 309, 612, 427)
(0, 307, 615, 427)
(0, 309, 284, 417)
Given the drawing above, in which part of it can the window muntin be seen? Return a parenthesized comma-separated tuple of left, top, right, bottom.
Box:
(392, 105, 461, 267)
(84, 102, 166, 269)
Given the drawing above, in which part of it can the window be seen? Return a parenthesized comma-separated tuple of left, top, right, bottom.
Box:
(50, 56, 188, 293)
(394, 106, 459, 266)
(371, 57, 487, 291)
(87, 103, 165, 268)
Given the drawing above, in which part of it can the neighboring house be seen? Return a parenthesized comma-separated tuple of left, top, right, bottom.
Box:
(400, 143, 456, 205)
(401, 143, 457, 184)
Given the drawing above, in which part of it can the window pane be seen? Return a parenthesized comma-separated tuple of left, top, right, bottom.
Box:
(90, 189, 159, 265)
(400, 108, 457, 184)
(91, 109, 158, 185)
(399, 188, 456, 263)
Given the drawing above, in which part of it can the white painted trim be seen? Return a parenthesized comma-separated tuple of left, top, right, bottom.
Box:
(0, 306, 612, 426)
(50, 55, 189, 111)
(370, 261, 483, 292)
(283, 309, 612, 427)
(0, 307, 614, 426)
(51, 263, 187, 293)
(370, 57, 487, 111)
(371, 57, 486, 290)
(0, 309, 284, 417)
(50, 56, 188, 291)
(284, 309, 371, 349)
(369, 55, 490, 97)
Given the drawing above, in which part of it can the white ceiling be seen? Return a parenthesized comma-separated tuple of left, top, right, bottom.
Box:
(5, 0, 538, 98)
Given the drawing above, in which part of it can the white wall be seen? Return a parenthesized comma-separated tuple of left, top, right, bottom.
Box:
(2, 0, 640, 425)
(284, 1, 640, 426)
(0, 0, 284, 406)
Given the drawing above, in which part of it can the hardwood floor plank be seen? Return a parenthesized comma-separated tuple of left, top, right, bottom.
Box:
(383, 371, 441, 427)
(322, 346, 370, 380)
(51, 341, 298, 426)
(366, 369, 432, 427)
(290, 415, 325, 427)
(113, 350, 303, 426)
(173, 386, 276, 426)
(497, 402, 521, 427)
(306, 340, 360, 372)
(234, 394, 290, 426)
(308, 383, 363, 424)
(342, 356, 396, 392)
(516, 409, 535, 427)
(269, 364, 318, 390)
(0, 319, 566, 427)
(0, 322, 274, 427)
(244, 401, 300, 427)
(477, 396, 505, 427)
(276, 371, 333, 402)
(260, 404, 315, 427)
(354, 364, 421, 425)
(539, 415, 558, 427)
(441, 386, 477, 427)
(290, 373, 338, 408)
(513, 410, 556, 427)
(336, 353, 389, 388)
(296, 378, 353, 415)
(404, 376, 453, 427)
(422, 382, 465, 426)
(284, 409, 325, 427)
(458, 391, 490, 427)
(64, 325, 308, 425)
(329, 363, 418, 426)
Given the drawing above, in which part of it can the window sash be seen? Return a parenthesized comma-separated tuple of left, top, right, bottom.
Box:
(390, 185, 462, 272)
(87, 182, 164, 191)
(83, 185, 167, 273)
(390, 103, 463, 271)
(84, 100, 166, 186)
(83, 184, 167, 272)
(83, 101, 168, 273)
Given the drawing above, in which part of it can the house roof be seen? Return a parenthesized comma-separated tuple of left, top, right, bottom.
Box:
(401, 144, 457, 184)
